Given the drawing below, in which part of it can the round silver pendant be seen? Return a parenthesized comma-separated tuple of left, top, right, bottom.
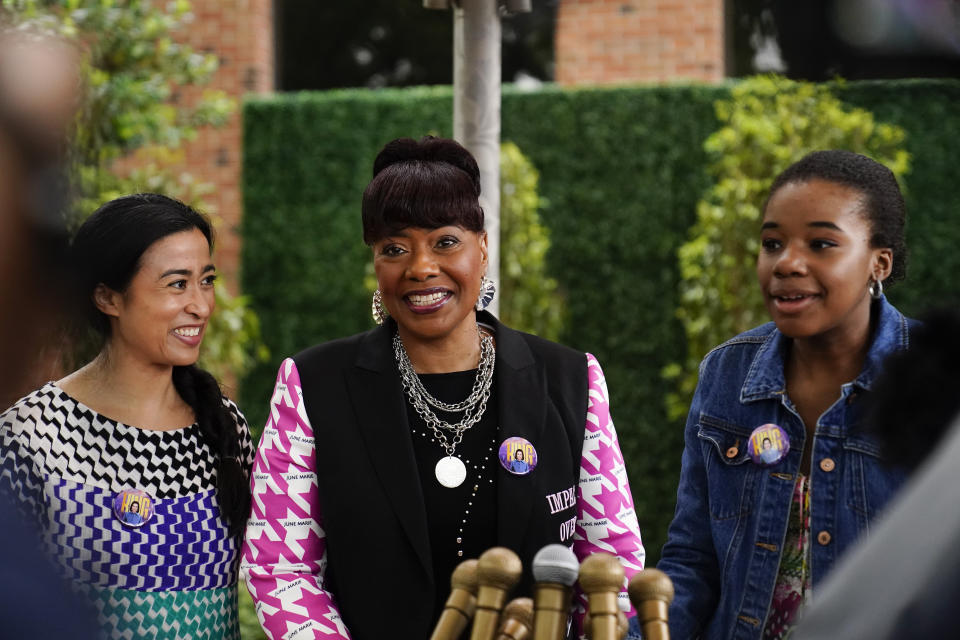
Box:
(435, 456, 467, 488)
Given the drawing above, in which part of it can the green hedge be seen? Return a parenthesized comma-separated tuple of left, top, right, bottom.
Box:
(241, 79, 960, 565)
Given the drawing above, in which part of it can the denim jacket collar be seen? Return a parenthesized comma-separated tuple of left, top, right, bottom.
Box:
(741, 296, 910, 404)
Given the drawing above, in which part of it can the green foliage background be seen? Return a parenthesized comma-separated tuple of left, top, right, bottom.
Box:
(499, 140, 565, 341)
(241, 79, 960, 565)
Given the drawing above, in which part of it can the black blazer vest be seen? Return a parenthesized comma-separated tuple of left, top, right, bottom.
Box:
(293, 311, 588, 640)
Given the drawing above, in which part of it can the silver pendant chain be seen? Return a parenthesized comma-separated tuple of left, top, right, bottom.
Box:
(394, 326, 495, 459)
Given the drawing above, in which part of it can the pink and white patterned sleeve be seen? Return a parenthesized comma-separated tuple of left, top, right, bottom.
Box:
(241, 358, 352, 640)
(572, 354, 646, 628)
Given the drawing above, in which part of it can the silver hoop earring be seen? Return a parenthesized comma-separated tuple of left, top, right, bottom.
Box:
(475, 276, 495, 311)
(869, 278, 884, 300)
(372, 289, 388, 325)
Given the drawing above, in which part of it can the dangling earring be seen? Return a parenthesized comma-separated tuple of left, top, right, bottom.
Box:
(476, 276, 495, 311)
(869, 277, 884, 300)
(372, 289, 388, 325)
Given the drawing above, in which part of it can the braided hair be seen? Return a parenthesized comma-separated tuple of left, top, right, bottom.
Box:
(71, 193, 250, 535)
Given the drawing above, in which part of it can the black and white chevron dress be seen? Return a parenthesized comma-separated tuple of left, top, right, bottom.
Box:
(0, 382, 254, 640)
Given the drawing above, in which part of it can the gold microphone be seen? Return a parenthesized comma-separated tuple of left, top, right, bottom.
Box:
(582, 611, 629, 640)
(531, 544, 579, 640)
(430, 559, 479, 640)
(627, 569, 674, 640)
(578, 553, 625, 640)
(495, 597, 534, 640)
(469, 547, 523, 640)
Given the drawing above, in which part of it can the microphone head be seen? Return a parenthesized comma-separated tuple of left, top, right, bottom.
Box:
(501, 597, 534, 628)
(627, 568, 674, 606)
(578, 552, 625, 595)
(477, 546, 523, 591)
(451, 558, 479, 594)
(532, 544, 579, 586)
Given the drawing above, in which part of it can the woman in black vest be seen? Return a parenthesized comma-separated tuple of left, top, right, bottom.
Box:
(241, 136, 646, 639)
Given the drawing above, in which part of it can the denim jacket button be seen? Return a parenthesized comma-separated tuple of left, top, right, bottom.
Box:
(726, 446, 739, 459)
(817, 530, 832, 545)
(819, 458, 836, 472)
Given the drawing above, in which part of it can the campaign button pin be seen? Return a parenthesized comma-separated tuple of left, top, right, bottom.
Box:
(748, 423, 790, 467)
(112, 488, 154, 527)
(499, 437, 537, 475)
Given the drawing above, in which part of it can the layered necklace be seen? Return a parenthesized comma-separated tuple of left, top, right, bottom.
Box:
(394, 326, 495, 488)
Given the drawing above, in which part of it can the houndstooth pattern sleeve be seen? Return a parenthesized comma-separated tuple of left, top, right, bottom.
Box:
(572, 354, 646, 631)
(241, 358, 352, 639)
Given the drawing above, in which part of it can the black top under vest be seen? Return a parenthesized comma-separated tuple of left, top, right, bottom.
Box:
(407, 370, 499, 624)
(292, 311, 588, 640)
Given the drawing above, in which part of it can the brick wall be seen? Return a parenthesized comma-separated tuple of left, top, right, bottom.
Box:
(555, 0, 725, 85)
(174, 0, 274, 290)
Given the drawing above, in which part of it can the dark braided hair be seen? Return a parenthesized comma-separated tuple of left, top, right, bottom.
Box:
(764, 150, 908, 285)
(361, 135, 484, 245)
(71, 193, 250, 535)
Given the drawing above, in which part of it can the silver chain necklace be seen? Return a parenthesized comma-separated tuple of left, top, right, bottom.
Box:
(394, 327, 495, 488)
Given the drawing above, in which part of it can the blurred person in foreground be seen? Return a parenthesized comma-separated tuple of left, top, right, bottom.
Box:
(793, 307, 960, 639)
(0, 26, 101, 639)
(0, 193, 255, 639)
(653, 150, 917, 640)
(0, 26, 77, 408)
(241, 136, 646, 639)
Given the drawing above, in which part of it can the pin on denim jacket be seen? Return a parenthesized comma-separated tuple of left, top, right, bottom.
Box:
(652, 297, 915, 640)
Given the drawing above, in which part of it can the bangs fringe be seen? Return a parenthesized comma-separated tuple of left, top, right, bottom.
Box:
(362, 160, 484, 244)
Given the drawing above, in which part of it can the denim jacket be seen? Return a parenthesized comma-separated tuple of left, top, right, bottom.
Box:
(654, 297, 915, 640)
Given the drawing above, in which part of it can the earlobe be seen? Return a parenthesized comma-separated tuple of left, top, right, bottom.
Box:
(92, 284, 121, 318)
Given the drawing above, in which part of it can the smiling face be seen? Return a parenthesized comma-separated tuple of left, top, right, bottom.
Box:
(757, 179, 892, 343)
(373, 225, 487, 344)
(96, 228, 216, 369)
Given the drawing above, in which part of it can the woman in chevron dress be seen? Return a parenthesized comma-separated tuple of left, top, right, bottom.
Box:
(0, 193, 253, 639)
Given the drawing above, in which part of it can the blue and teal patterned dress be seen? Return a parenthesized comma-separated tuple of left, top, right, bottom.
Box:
(0, 383, 253, 639)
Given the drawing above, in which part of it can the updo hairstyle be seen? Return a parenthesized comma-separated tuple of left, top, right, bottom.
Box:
(361, 136, 485, 245)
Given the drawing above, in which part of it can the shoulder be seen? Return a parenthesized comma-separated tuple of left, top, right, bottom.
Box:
(293, 328, 376, 369)
(700, 322, 777, 371)
(221, 396, 249, 431)
(1, 383, 63, 434)
(221, 396, 254, 470)
(0, 385, 65, 477)
(501, 323, 587, 371)
(495, 323, 590, 417)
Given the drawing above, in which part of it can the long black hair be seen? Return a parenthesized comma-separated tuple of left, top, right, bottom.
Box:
(71, 193, 250, 534)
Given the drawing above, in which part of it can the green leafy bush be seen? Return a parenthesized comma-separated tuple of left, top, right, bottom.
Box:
(665, 76, 909, 420)
(499, 141, 565, 340)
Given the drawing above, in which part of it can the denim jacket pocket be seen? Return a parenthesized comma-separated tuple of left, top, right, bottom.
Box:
(697, 414, 756, 521)
(843, 433, 905, 528)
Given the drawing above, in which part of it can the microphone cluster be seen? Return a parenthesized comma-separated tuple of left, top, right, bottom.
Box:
(430, 545, 674, 640)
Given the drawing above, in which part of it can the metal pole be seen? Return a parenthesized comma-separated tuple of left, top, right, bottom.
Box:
(454, 0, 501, 315)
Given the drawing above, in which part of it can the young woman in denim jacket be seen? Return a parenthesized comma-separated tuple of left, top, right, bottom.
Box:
(653, 150, 917, 640)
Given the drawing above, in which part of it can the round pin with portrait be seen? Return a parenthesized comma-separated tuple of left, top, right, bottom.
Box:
(499, 437, 537, 475)
(112, 488, 154, 528)
(747, 423, 790, 467)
